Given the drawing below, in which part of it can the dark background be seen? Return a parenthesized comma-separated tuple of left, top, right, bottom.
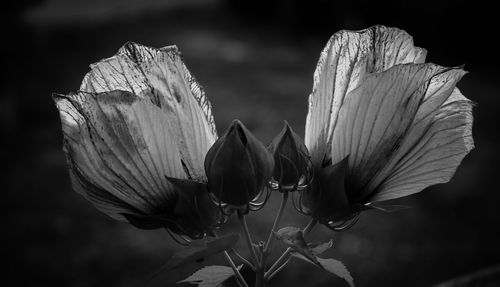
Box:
(4, 0, 499, 286)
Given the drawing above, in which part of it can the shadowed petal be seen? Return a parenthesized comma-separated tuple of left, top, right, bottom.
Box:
(306, 25, 426, 165)
(54, 90, 186, 222)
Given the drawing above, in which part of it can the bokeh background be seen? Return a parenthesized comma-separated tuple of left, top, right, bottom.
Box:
(5, 0, 499, 286)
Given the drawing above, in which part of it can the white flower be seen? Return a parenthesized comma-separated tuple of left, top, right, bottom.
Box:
(302, 26, 474, 227)
(54, 42, 219, 238)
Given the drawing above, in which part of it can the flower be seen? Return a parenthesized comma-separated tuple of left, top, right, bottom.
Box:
(301, 25, 474, 229)
(204, 120, 274, 214)
(268, 121, 310, 191)
(54, 42, 220, 239)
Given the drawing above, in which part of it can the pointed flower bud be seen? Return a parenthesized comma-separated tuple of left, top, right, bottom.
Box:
(268, 121, 311, 191)
(204, 120, 274, 214)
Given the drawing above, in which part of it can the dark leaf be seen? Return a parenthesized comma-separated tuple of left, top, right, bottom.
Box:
(317, 258, 354, 287)
(292, 253, 354, 287)
(177, 265, 242, 287)
(364, 203, 410, 213)
(274, 226, 317, 264)
(157, 234, 240, 274)
(309, 240, 333, 256)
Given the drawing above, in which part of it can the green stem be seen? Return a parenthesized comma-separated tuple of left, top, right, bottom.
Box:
(266, 256, 291, 281)
(238, 212, 260, 266)
(264, 248, 290, 280)
(303, 218, 318, 234)
(212, 230, 249, 287)
(263, 191, 289, 255)
(255, 265, 266, 287)
(264, 218, 317, 279)
(231, 248, 256, 271)
(223, 251, 249, 287)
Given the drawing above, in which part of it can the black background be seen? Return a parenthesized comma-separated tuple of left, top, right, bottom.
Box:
(4, 0, 499, 286)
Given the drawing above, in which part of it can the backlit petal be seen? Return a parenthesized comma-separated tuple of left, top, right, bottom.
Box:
(54, 91, 186, 221)
(80, 42, 217, 180)
(330, 63, 452, 200)
(305, 26, 426, 165)
(369, 88, 474, 202)
(363, 68, 467, 198)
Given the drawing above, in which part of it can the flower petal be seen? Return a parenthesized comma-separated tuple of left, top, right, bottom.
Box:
(330, 63, 453, 200)
(305, 25, 426, 165)
(369, 88, 474, 202)
(54, 90, 186, 221)
(361, 68, 467, 197)
(80, 42, 158, 95)
(81, 42, 217, 180)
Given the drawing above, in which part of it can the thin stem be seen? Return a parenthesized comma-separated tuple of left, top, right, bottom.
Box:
(255, 265, 266, 287)
(264, 248, 290, 279)
(302, 218, 318, 234)
(266, 256, 292, 281)
(264, 218, 317, 279)
(238, 212, 260, 266)
(223, 251, 249, 287)
(212, 230, 249, 287)
(263, 191, 289, 254)
(231, 248, 256, 271)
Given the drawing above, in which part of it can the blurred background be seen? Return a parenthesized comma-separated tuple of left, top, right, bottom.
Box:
(4, 0, 499, 286)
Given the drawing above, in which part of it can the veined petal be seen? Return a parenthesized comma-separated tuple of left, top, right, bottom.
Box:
(330, 63, 451, 200)
(305, 25, 426, 165)
(54, 90, 186, 222)
(80, 42, 217, 180)
(80, 42, 158, 95)
(140, 48, 216, 181)
(363, 68, 467, 198)
(369, 88, 474, 202)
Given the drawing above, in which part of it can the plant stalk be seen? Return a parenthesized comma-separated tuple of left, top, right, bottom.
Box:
(223, 251, 249, 287)
(263, 191, 289, 254)
(238, 212, 260, 266)
(255, 266, 266, 287)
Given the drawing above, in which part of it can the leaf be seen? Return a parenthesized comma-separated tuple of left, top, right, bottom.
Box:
(309, 240, 333, 256)
(158, 234, 240, 274)
(317, 258, 354, 287)
(274, 227, 317, 264)
(177, 265, 242, 287)
(277, 230, 351, 287)
(364, 203, 410, 213)
(292, 253, 354, 287)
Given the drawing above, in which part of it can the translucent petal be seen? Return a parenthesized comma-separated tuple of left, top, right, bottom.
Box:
(362, 68, 467, 197)
(305, 25, 426, 165)
(369, 88, 474, 202)
(54, 91, 186, 221)
(80, 42, 217, 180)
(330, 63, 452, 199)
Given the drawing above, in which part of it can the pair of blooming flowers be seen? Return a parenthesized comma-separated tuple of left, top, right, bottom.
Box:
(54, 25, 473, 240)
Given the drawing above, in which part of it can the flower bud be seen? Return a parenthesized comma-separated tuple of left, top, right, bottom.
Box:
(268, 121, 310, 191)
(204, 120, 274, 213)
